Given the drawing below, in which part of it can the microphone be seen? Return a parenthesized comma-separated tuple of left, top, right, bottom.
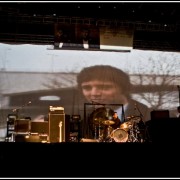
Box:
(12, 108, 17, 112)
(24, 101, 32, 107)
(12, 108, 20, 112)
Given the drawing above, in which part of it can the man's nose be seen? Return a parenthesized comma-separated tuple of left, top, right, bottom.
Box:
(91, 87, 101, 95)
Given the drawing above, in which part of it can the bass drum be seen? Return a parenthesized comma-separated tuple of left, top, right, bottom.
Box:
(110, 128, 128, 143)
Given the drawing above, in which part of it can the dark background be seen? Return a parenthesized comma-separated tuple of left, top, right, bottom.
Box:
(0, 2, 180, 52)
(1, 2, 180, 178)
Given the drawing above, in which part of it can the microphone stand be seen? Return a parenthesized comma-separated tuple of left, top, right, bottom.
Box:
(135, 104, 145, 142)
(13, 108, 20, 119)
(135, 104, 143, 121)
(178, 86, 180, 106)
(12, 101, 31, 119)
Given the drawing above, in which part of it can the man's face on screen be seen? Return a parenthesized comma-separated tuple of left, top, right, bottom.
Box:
(81, 80, 124, 104)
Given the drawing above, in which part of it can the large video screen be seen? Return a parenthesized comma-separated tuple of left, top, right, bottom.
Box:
(0, 42, 180, 139)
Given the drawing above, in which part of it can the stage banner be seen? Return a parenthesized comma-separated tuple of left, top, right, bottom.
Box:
(99, 27, 134, 51)
(54, 23, 133, 51)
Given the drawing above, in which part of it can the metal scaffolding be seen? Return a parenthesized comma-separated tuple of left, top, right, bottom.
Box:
(0, 14, 180, 51)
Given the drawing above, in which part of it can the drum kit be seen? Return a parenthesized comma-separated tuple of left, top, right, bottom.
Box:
(89, 107, 145, 143)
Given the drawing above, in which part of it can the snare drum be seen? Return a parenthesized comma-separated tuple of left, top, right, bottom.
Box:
(110, 128, 128, 143)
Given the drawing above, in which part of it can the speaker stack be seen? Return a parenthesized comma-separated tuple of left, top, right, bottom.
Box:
(48, 106, 70, 143)
(6, 106, 70, 143)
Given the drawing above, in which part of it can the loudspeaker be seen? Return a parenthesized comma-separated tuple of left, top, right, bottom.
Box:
(48, 113, 70, 143)
(30, 121, 49, 134)
(15, 134, 48, 142)
(151, 110, 169, 120)
(150, 118, 180, 142)
(14, 119, 30, 133)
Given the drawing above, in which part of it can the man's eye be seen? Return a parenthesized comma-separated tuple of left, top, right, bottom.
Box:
(82, 86, 92, 90)
(101, 85, 112, 90)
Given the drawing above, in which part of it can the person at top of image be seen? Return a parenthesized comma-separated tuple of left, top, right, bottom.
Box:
(76, 27, 100, 49)
(54, 28, 69, 49)
(76, 65, 151, 140)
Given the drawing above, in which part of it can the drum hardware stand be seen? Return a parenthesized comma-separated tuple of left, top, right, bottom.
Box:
(144, 125, 152, 142)
(125, 120, 139, 142)
(98, 123, 104, 142)
(104, 129, 114, 142)
(93, 121, 104, 142)
(134, 103, 144, 122)
(134, 103, 146, 142)
(104, 124, 114, 142)
(128, 125, 139, 142)
(94, 124, 98, 139)
(178, 85, 180, 106)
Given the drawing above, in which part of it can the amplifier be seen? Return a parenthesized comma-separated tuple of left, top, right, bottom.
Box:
(48, 113, 70, 143)
(49, 106, 64, 114)
(151, 110, 169, 120)
(14, 119, 30, 133)
(15, 133, 48, 143)
(30, 121, 49, 134)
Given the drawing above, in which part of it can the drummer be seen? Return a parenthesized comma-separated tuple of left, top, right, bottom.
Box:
(111, 112, 121, 129)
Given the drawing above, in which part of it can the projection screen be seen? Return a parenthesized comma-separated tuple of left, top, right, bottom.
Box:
(0, 42, 180, 140)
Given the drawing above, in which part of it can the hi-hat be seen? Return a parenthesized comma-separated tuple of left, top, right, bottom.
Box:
(130, 116, 141, 121)
(102, 120, 115, 126)
(126, 116, 141, 122)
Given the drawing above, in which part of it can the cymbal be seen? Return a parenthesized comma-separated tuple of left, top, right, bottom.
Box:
(120, 121, 133, 131)
(93, 117, 105, 124)
(102, 120, 115, 126)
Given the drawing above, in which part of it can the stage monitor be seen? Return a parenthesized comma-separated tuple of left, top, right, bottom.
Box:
(151, 110, 170, 120)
